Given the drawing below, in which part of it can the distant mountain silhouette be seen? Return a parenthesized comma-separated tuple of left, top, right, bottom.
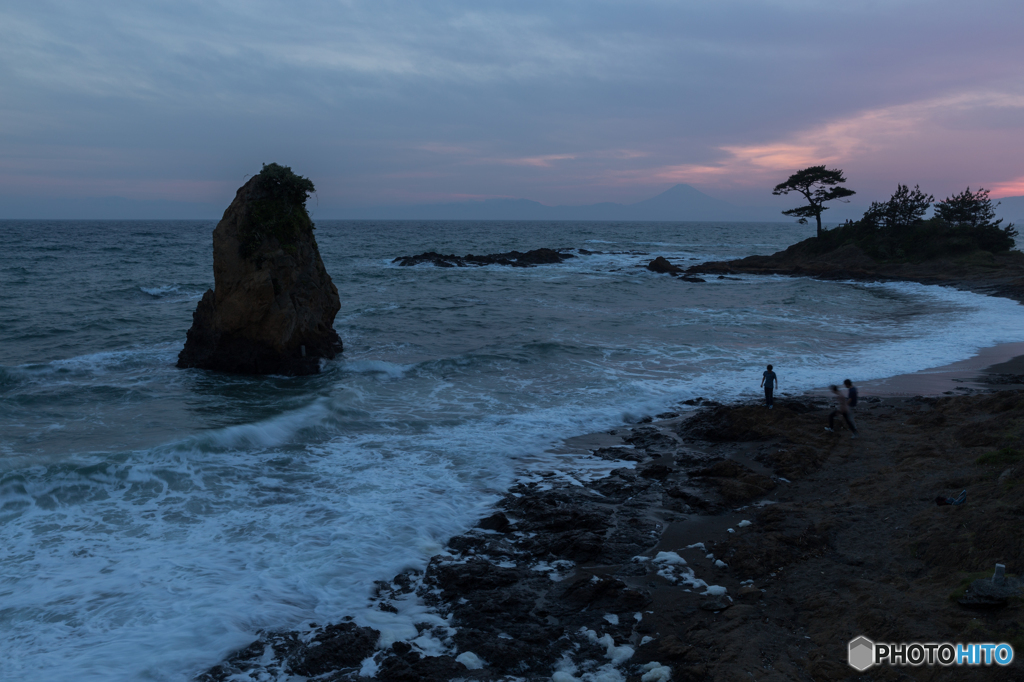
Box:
(4, 185, 1018, 223)
(329, 184, 784, 222)
(624, 184, 764, 221)
(328, 186, 1024, 224)
(996, 195, 1024, 224)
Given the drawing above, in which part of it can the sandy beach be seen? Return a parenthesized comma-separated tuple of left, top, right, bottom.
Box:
(840, 341, 1024, 398)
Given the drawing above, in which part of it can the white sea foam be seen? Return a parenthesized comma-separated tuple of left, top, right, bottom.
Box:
(47, 347, 171, 374)
(140, 284, 181, 296)
(179, 399, 334, 451)
(547, 279, 1024, 408)
(342, 359, 413, 378)
(10, 344, 182, 388)
(0, 370, 681, 680)
(0, 429, 504, 681)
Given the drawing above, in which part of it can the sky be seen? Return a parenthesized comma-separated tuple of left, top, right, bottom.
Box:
(2, 0, 1023, 217)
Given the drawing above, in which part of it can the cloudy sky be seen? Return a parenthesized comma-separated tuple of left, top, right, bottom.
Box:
(2, 0, 1023, 216)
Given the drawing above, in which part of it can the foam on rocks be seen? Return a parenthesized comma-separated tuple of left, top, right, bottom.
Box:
(455, 651, 485, 669)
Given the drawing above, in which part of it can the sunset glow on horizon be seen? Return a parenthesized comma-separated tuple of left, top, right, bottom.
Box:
(1, 0, 1022, 216)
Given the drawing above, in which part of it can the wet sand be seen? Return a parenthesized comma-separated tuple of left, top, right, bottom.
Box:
(852, 341, 1024, 397)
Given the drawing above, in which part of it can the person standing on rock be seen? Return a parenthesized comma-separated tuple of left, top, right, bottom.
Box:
(760, 364, 778, 409)
(825, 385, 858, 437)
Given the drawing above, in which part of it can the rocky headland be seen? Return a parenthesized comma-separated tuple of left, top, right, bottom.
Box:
(687, 239, 1024, 303)
(178, 164, 343, 375)
(200, 387, 1024, 681)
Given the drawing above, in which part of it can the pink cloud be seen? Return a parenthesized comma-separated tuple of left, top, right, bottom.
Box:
(493, 153, 577, 167)
(990, 176, 1024, 198)
(595, 90, 1024, 199)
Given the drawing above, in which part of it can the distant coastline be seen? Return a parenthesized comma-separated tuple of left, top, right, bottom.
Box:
(689, 240, 1024, 306)
(327, 184, 789, 222)
(3, 187, 1022, 223)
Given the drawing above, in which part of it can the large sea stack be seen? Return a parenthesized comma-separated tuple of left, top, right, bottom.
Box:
(177, 163, 342, 375)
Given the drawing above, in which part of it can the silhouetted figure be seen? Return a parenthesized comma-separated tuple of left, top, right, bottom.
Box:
(761, 364, 778, 409)
(825, 384, 858, 437)
(844, 378, 858, 416)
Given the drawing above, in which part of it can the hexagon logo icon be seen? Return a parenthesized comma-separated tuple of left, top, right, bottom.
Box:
(848, 636, 874, 671)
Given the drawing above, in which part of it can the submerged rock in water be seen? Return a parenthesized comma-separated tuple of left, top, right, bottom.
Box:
(177, 164, 342, 375)
(392, 248, 574, 267)
(647, 256, 706, 282)
(647, 256, 683, 275)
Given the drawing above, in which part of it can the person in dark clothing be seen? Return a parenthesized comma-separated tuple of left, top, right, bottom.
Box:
(844, 379, 858, 409)
(760, 364, 778, 409)
(825, 384, 858, 437)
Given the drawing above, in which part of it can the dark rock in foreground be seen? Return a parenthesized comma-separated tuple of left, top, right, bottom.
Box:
(198, 621, 378, 681)
(178, 164, 342, 375)
(393, 248, 575, 268)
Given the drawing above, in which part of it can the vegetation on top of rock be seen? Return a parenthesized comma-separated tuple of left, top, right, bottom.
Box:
(772, 165, 856, 239)
(862, 183, 933, 230)
(239, 163, 316, 259)
(935, 187, 1007, 229)
(770, 165, 1018, 263)
(814, 185, 1017, 261)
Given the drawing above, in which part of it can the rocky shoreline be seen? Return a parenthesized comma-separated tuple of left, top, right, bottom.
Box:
(686, 241, 1024, 304)
(199, 384, 1024, 681)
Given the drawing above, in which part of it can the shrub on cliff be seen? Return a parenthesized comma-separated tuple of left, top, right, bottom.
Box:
(815, 185, 1017, 262)
(240, 163, 317, 258)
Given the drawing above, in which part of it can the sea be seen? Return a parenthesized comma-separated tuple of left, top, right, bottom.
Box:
(3, 219, 1024, 681)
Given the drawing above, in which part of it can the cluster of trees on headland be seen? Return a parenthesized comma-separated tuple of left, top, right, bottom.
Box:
(773, 166, 1018, 261)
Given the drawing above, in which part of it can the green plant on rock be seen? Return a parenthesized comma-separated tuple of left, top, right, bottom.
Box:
(977, 447, 1024, 466)
(239, 163, 316, 259)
